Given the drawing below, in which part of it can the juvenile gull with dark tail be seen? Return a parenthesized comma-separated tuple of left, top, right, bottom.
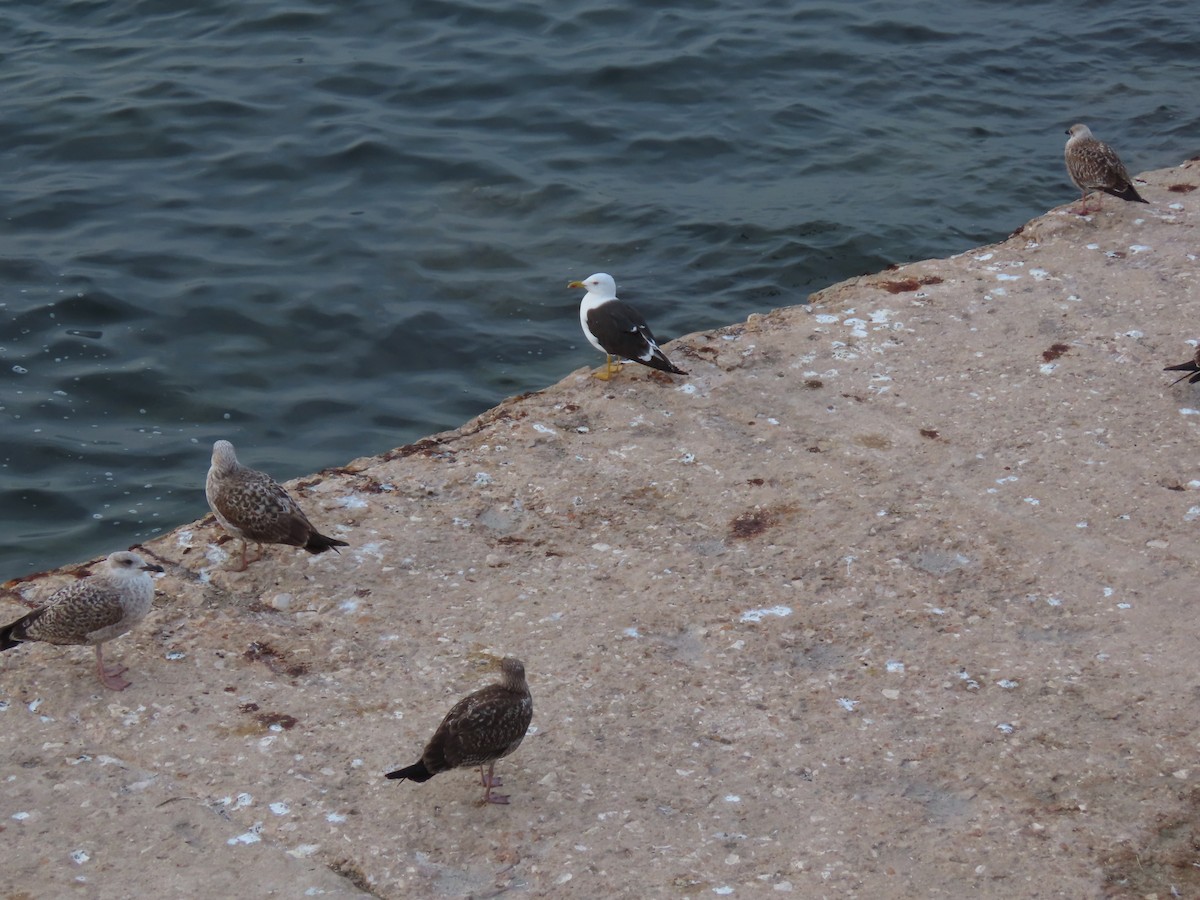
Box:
(205, 439, 348, 571)
(1064, 123, 1148, 215)
(569, 273, 687, 381)
(386, 657, 533, 805)
(0, 550, 163, 690)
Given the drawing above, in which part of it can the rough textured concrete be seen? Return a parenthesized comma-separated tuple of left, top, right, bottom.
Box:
(3, 159, 1199, 899)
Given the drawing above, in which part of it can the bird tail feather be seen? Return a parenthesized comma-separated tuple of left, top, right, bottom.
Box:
(1108, 184, 1148, 204)
(650, 352, 687, 375)
(1, 616, 29, 651)
(304, 532, 350, 555)
(1164, 362, 1200, 385)
(385, 761, 435, 783)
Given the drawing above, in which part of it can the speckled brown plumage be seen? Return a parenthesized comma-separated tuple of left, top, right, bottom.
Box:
(386, 657, 533, 804)
(0, 550, 163, 690)
(205, 439, 348, 570)
(1064, 123, 1147, 214)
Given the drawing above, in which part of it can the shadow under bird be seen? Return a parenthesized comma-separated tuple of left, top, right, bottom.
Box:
(1164, 347, 1200, 385)
(1063, 123, 1148, 215)
(205, 439, 348, 571)
(0, 550, 163, 691)
(386, 657, 533, 805)
(569, 272, 687, 381)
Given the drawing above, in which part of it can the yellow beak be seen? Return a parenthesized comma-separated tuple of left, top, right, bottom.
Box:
(567, 280, 585, 289)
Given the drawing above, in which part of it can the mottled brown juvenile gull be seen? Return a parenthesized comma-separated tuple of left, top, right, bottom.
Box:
(1064, 123, 1148, 214)
(205, 439, 348, 571)
(386, 657, 533, 805)
(1164, 347, 1200, 385)
(0, 550, 163, 691)
(568, 273, 687, 381)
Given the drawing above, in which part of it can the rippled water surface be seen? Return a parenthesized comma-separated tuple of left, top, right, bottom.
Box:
(1, 0, 1197, 574)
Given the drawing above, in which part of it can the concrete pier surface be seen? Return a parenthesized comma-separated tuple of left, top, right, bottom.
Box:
(3, 158, 1198, 898)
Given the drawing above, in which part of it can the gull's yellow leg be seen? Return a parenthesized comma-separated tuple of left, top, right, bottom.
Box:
(594, 354, 621, 381)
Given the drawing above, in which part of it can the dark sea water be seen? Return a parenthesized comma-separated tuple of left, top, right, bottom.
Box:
(1, 0, 1197, 576)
